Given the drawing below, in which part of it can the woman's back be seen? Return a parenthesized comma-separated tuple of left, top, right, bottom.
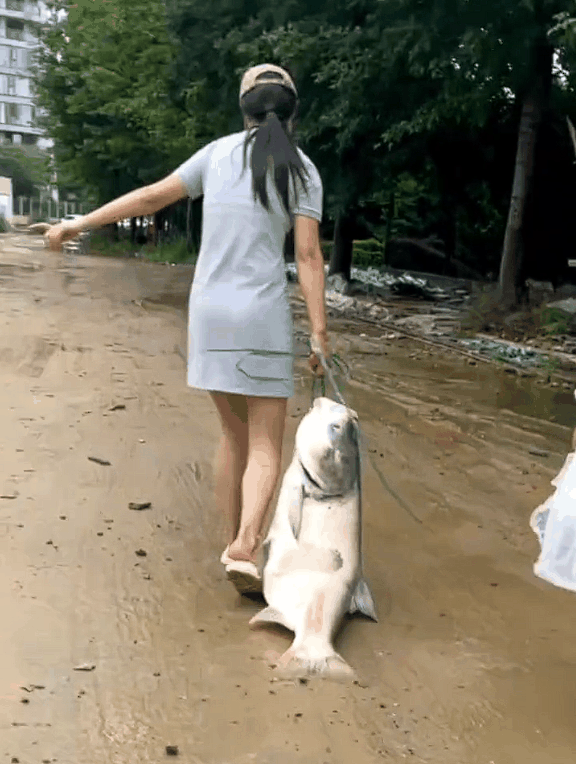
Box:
(177, 128, 322, 354)
(178, 130, 321, 291)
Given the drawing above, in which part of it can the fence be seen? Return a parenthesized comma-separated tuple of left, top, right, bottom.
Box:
(12, 197, 88, 222)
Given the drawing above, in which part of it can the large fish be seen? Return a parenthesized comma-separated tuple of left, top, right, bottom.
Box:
(250, 396, 378, 680)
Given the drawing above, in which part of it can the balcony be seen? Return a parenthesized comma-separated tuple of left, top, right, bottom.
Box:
(2, 1, 41, 17)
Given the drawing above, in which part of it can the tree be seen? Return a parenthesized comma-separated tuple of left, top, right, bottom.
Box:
(0, 143, 50, 197)
(34, 0, 195, 210)
(34, 0, 576, 287)
(373, 0, 571, 305)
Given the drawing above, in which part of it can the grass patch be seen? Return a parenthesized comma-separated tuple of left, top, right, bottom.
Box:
(460, 285, 507, 336)
(89, 233, 196, 264)
(539, 306, 573, 336)
(461, 284, 576, 341)
(89, 233, 130, 258)
(139, 238, 194, 263)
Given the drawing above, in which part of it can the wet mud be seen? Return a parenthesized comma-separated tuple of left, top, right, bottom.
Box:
(1, 233, 575, 763)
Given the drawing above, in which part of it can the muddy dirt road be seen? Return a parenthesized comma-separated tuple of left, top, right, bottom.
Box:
(1, 232, 576, 764)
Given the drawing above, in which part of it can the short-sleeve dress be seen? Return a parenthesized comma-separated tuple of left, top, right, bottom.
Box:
(174, 130, 323, 398)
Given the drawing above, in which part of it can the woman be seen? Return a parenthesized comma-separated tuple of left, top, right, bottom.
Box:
(47, 63, 330, 594)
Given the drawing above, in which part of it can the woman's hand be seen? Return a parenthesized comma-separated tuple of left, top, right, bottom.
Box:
(309, 329, 331, 377)
(44, 220, 83, 252)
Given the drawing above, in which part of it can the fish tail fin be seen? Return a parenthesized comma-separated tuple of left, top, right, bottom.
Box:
(348, 577, 378, 621)
(275, 641, 356, 682)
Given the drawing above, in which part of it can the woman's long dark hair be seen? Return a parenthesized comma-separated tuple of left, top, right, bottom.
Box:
(240, 75, 309, 215)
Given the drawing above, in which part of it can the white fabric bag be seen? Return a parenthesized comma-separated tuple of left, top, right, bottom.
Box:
(530, 451, 576, 591)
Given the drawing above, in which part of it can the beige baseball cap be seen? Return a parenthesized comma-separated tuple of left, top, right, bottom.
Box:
(239, 64, 297, 102)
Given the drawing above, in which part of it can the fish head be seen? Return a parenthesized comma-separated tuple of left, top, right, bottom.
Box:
(296, 397, 359, 496)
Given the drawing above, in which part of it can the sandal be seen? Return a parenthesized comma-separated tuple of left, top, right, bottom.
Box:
(221, 546, 262, 595)
(225, 562, 263, 595)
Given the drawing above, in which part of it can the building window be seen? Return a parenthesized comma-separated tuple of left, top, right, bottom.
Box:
(7, 76, 16, 95)
(7, 0, 25, 12)
(6, 102, 20, 125)
(6, 20, 25, 42)
(8, 47, 19, 68)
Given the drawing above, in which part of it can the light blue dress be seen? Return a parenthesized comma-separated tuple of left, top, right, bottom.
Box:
(175, 130, 323, 398)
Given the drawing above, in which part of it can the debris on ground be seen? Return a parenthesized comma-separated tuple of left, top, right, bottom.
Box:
(529, 447, 550, 457)
(457, 338, 544, 368)
(73, 663, 96, 672)
(88, 456, 111, 466)
(287, 262, 576, 376)
(128, 502, 152, 511)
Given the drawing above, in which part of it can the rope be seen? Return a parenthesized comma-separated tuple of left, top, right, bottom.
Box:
(309, 341, 351, 407)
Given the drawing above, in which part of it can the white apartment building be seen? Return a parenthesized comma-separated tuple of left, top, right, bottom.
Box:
(0, 0, 49, 148)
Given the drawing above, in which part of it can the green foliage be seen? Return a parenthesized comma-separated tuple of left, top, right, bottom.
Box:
(89, 232, 196, 264)
(539, 306, 573, 335)
(89, 233, 133, 259)
(33, 0, 576, 286)
(0, 215, 9, 233)
(34, 0, 195, 206)
(461, 285, 507, 333)
(352, 239, 385, 268)
(0, 144, 50, 197)
(141, 238, 195, 263)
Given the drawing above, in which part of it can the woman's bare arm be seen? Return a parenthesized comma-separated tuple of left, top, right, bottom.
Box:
(46, 173, 188, 250)
(294, 214, 330, 367)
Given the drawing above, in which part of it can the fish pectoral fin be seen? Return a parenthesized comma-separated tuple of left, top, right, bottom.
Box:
(261, 538, 271, 568)
(348, 578, 378, 622)
(249, 606, 292, 631)
(268, 455, 304, 541)
(288, 482, 304, 539)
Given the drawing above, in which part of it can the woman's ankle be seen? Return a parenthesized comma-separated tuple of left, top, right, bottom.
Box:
(228, 533, 258, 560)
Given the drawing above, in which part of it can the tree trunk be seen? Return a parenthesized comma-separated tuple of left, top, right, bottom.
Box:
(102, 222, 118, 242)
(130, 216, 137, 244)
(329, 213, 354, 280)
(440, 203, 457, 275)
(153, 211, 162, 247)
(498, 45, 552, 308)
(382, 192, 395, 268)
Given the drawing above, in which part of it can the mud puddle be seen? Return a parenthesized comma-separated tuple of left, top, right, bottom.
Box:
(1, 238, 576, 764)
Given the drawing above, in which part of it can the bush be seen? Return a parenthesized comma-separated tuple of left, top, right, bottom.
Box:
(352, 238, 385, 268)
(89, 232, 196, 264)
(89, 232, 133, 258)
(460, 285, 507, 335)
(141, 238, 194, 263)
(0, 214, 9, 233)
(319, 238, 385, 269)
(539, 306, 575, 336)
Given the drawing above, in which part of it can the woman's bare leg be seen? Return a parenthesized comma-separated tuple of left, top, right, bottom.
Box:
(228, 396, 288, 563)
(209, 391, 249, 546)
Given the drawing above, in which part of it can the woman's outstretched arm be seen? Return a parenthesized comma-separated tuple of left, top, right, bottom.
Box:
(46, 173, 188, 251)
